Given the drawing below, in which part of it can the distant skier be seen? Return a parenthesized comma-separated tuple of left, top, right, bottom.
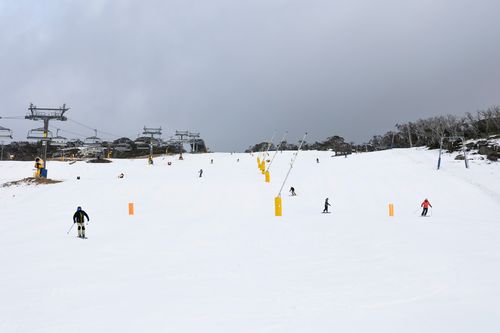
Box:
(316, 158, 320, 163)
(421, 198, 432, 217)
(118, 173, 124, 179)
(73, 206, 90, 239)
(210, 159, 213, 164)
(323, 198, 331, 213)
(290, 187, 297, 196)
(199, 169, 203, 178)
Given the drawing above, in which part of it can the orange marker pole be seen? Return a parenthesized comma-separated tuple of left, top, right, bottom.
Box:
(389, 203, 394, 217)
(128, 202, 135, 216)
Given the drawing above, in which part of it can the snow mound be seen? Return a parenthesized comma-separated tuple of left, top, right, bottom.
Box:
(1, 177, 62, 187)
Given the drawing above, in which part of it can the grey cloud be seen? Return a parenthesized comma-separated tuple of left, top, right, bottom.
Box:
(1, 0, 499, 151)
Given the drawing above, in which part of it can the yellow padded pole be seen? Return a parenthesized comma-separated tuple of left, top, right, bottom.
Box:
(275, 196, 282, 216)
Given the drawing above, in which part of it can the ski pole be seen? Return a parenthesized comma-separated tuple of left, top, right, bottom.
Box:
(67, 222, 75, 234)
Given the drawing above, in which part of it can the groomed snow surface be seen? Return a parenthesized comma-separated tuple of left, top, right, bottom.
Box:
(1, 149, 499, 333)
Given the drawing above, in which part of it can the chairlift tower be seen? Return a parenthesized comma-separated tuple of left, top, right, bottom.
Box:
(143, 126, 162, 139)
(25, 103, 69, 167)
(0, 125, 13, 160)
(142, 126, 162, 158)
(175, 130, 189, 141)
(188, 132, 200, 153)
(174, 130, 189, 155)
(171, 130, 207, 153)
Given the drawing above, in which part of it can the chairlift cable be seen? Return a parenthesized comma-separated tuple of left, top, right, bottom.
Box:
(67, 118, 122, 138)
(0, 115, 25, 119)
(48, 126, 87, 139)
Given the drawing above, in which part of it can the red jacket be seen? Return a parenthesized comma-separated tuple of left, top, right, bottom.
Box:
(421, 200, 432, 208)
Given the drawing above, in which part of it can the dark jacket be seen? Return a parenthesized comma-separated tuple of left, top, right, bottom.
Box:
(73, 210, 90, 223)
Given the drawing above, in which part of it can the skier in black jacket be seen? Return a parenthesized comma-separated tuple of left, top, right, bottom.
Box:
(323, 198, 331, 213)
(73, 206, 90, 238)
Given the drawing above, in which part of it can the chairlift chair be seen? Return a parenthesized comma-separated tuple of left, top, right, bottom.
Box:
(135, 136, 150, 146)
(175, 131, 189, 141)
(0, 125, 13, 139)
(115, 143, 132, 152)
(51, 129, 68, 146)
(27, 127, 53, 141)
(84, 129, 102, 145)
(0, 126, 13, 161)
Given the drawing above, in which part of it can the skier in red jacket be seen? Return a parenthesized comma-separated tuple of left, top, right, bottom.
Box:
(421, 199, 432, 216)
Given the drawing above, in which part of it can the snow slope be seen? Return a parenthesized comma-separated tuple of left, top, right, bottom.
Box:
(1, 149, 499, 333)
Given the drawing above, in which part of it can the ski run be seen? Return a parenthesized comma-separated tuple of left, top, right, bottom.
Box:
(1, 148, 500, 332)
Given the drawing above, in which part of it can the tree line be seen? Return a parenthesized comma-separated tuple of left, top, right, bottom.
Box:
(246, 105, 500, 153)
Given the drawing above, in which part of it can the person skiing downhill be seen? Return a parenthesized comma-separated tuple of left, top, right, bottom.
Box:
(421, 199, 432, 216)
(73, 207, 90, 238)
(290, 187, 297, 196)
(323, 198, 331, 213)
(199, 169, 203, 178)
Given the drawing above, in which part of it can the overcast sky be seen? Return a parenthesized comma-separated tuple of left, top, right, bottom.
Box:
(1, 0, 499, 151)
